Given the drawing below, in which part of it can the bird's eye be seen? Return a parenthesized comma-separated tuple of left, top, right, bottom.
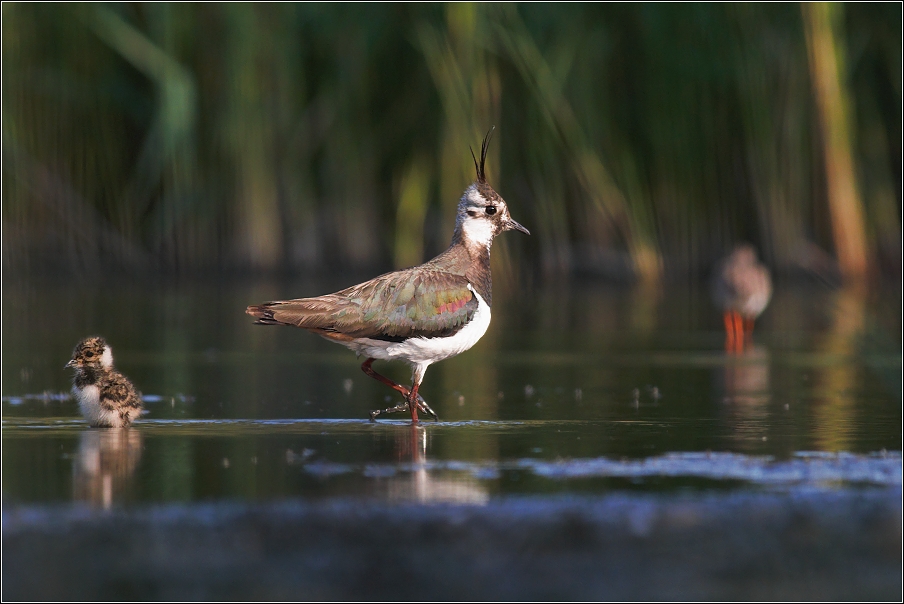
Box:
(485, 206, 497, 216)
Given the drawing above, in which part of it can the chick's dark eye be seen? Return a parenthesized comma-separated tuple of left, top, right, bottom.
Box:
(485, 206, 497, 215)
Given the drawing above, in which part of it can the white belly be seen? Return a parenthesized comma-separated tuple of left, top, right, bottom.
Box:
(741, 290, 770, 318)
(74, 385, 137, 428)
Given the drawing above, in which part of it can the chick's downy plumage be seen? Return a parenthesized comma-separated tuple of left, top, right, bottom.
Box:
(66, 337, 143, 428)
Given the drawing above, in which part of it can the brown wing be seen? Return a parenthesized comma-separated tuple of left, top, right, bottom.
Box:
(99, 372, 143, 411)
(246, 268, 478, 340)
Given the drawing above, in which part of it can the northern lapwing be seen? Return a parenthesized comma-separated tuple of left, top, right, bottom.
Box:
(246, 130, 529, 422)
(66, 336, 144, 427)
(712, 244, 772, 353)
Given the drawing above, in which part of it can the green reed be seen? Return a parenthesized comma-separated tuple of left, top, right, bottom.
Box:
(2, 3, 900, 285)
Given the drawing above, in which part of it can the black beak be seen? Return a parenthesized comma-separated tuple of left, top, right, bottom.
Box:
(505, 218, 530, 235)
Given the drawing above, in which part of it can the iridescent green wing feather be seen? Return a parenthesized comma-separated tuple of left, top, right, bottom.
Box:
(332, 269, 477, 339)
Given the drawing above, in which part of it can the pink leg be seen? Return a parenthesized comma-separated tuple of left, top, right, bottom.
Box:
(361, 359, 438, 422)
(361, 358, 411, 397)
(408, 382, 420, 423)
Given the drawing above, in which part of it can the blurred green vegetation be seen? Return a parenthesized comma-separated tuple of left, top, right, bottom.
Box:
(2, 3, 900, 283)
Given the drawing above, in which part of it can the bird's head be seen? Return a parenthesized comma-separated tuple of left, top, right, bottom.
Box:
(729, 244, 760, 267)
(454, 129, 529, 249)
(66, 336, 113, 371)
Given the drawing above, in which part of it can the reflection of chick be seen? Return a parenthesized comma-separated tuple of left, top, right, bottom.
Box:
(73, 429, 143, 508)
(66, 337, 143, 427)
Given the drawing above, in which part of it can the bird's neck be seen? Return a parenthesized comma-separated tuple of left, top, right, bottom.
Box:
(74, 366, 105, 388)
(431, 234, 494, 307)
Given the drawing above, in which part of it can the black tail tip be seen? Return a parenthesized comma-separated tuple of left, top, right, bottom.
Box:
(246, 305, 274, 323)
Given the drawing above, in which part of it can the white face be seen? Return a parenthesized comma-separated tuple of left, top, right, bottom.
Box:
(457, 185, 510, 248)
(461, 213, 497, 248)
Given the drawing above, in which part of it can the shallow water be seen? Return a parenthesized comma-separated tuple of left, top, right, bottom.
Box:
(2, 276, 901, 508)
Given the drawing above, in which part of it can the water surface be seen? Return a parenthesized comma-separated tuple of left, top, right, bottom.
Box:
(2, 277, 901, 507)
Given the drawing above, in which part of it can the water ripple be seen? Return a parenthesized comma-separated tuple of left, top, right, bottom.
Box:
(513, 451, 902, 485)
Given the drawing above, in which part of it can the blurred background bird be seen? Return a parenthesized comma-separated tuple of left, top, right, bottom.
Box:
(712, 245, 773, 353)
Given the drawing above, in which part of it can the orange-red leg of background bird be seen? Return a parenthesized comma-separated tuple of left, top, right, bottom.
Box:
(743, 318, 755, 347)
(723, 312, 735, 353)
(733, 311, 746, 353)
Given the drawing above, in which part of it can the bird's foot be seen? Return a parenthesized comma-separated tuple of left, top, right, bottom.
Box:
(415, 394, 439, 422)
(369, 402, 409, 421)
(369, 394, 439, 422)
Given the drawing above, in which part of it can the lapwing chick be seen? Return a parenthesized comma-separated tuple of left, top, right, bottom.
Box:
(247, 129, 529, 422)
(66, 336, 143, 427)
(712, 245, 772, 353)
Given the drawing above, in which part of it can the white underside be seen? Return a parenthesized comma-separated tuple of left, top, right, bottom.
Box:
(74, 384, 139, 428)
(740, 290, 770, 318)
(341, 286, 492, 383)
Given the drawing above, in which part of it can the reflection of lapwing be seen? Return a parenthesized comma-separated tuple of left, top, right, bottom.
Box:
(379, 425, 488, 504)
(247, 130, 529, 422)
(66, 337, 143, 427)
(712, 245, 772, 353)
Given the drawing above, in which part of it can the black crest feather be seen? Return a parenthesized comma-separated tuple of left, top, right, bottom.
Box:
(469, 126, 495, 183)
